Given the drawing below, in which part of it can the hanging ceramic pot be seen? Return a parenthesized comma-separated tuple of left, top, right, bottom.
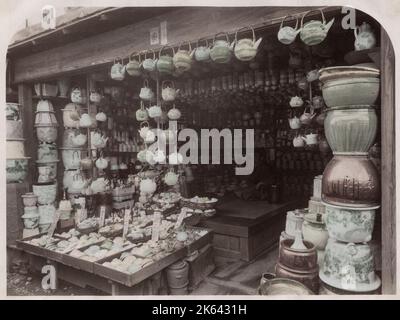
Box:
(156, 46, 175, 74)
(322, 153, 380, 208)
(173, 42, 194, 72)
(89, 90, 102, 104)
(79, 113, 93, 128)
(210, 32, 234, 64)
(95, 156, 108, 170)
(136, 101, 149, 121)
(95, 111, 107, 122)
(71, 133, 87, 147)
(138, 121, 151, 140)
(62, 103, 81, 127)
(194, 39, 211, 62)
(302, 132, 318, 145)
(300, 106, 316, 125)
(289, 96, 304, 108)
(110, 57, 125, 80)
(354, 22, 376, 51)
(147, 105, 162, 118)
(233, 26, 262, 61)
(125, 52, 142, 77)
(164, 171, 179, 186)
(324, 106, 378, 153)
(139, 79, 154, 101)
(300, 9, 334, 46)
(142, 49, 157, 72)
(293, 135, 305, 148)
(91, 132, 109, 149)
(139, 178, 157, 194)
(161, 80, 179, 102)
(288, 116, 301, 129)
(277, 15, 301, 45)
(70, 87, 86, 104)
(167, 105, 181, 120)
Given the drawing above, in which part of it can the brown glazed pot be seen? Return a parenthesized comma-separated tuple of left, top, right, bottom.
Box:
(278, 239, 318, 271)
(275, 262, 319, 294)
(322, 153, 380, 208)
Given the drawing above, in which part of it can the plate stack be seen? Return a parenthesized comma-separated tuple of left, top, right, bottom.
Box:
(6, 103, 30, 184)
(318, 66, 381, 294)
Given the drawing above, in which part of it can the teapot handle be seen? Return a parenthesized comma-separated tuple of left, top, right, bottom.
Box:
(197, 38, 209, 48)
(140, 121, 150, 128)
(280, 15, 299, 30)
(114, 57, 123, 65)
(235, 26, 256, 43)
(143, 79, 149, 88)
(178, 41, 192, 52)
(300, 9, 325, 28)
(162, 80, 174, 89)
(213, 32, 230, 45)
(159, 45, 175, 57)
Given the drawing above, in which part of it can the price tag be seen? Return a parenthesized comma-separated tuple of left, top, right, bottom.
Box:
(99, 206, 106, 227)
(122, 208, 131, 240)
(175, 208, 187, 229)
(151, 212, 162, 242)
(48, 210, 61, 237)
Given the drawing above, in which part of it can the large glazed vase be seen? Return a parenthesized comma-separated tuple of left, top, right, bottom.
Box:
(320, 239, 381, 292)
(322, 153, 380, 208)
(324, 106, 378, 153)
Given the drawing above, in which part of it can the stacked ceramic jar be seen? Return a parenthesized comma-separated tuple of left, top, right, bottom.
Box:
(6, 103, 30, 184)
(61, 87, 88, 199)
(20, 193, 40, 237)
(319, 66, 381, 294)
(33, 99, 59, 232)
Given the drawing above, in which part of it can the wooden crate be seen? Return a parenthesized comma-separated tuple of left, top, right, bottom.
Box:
(185, 244, 215, 290)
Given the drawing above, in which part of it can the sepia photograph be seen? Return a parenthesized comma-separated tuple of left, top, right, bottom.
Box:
(3, 1, 397, 298)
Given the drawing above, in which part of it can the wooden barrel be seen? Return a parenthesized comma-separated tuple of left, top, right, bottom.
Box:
(166, 260, 189, 294)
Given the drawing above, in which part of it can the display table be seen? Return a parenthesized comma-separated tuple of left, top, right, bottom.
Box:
(200, 196, 300, 261)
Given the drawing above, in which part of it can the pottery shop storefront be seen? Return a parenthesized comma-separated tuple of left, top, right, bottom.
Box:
(6, 6, 396, 295)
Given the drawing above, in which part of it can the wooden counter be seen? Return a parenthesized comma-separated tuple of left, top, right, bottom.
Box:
(200, 196, 300, 261)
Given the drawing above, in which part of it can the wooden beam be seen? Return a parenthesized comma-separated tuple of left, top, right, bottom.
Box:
(12, 6, 340, 83)
(380, 28, 396, 295)
(18, 84, 35, 186)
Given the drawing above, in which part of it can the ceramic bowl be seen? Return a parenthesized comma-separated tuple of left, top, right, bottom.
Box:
(302, 213, 329, 250)
(259, 278, 313, 295)
(324, 202, 378, 243)
(320, 239, 381, 293)
(38, 204, 56, 224)
(21, 193, 38, 207)
(21, 212, 40, 229)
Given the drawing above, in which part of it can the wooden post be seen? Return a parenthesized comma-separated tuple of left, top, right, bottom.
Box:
(18, 84, 35, 186)
(380, 28, 396, 294)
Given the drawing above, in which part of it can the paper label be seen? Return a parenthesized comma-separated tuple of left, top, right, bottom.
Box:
(99, 206, 106, 227)
(48, 210, 61, 237)
(175, 208, 187, 229)
(151, 212, 162, 242)
(122, 208, 131, 240)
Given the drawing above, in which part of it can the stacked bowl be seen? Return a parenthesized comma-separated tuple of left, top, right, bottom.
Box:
(6, 103, 30, 183)
(21, 193, 40, 237)
(318, 66, 381, 293)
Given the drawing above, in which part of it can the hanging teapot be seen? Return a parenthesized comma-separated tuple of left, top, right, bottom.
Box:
(288, 116, 301, 130)
(89, 90, 101, 104)
(110, 57, 125, 80)
(194, 39, 211, 62)
(233, 26, 262, 61)
(173, 42, 194, 72)
(137, 150, 149, 163)
(95, 156, 108, 170)
(125, 52, 142, 77)
(277, 15, 301, 45)
(289, 96, 304, 108)
(147, 105, 162, 118)
(210, 32, 234, 64)
(139, 178, 157, 194)
(153, 150, 166, 164)
(306, 69, 319, 82)
(92, 132, 109, 149)
(139, 79, 154, 101)
(156, 46, 175, 74)
(167, 105, 181, 120)
(136, 101, 149, 121)
(354, 22, 376, 51)
(312, 95, 324, 109)
(71, 87, 85, 104)
(300, 106, 316, 125)
(161, 80, 179, 102)
(138, 121, 151, 140)
(91, 177, 107, 193)
(300, 9, 334, 46)
(79, 113, 93, 128)
(145, 150, 156, 165)
(164, 171, 179, 186)
(72, 133, 87, 147)
(95, 111, 107, 122)
(71, 171, 87, 193)
(142, 50, 157, 72)
(144, 130, 156, 144)
(293, 135, 305, 148)
(302, 132, 318, 145)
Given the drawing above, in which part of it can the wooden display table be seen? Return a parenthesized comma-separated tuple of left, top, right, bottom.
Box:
(200, 196, 300, 261)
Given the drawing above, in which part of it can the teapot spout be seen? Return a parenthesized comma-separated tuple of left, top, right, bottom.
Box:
(254, 37, 263, 50)
(229, 41, 235, 51)
(324, 17, 335, 33)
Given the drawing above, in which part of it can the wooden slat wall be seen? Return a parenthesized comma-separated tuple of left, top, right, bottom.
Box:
(380, 28, 396, 295)
(12, 6, 339, 83)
